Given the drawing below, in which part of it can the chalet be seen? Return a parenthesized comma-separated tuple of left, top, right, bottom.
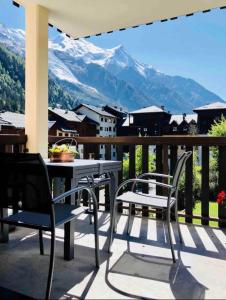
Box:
(193, 102, 226, 134)
(169, 113, 197, 135)
(74, 104, 117, 159)
(0, 112, 57, 135)
(124, 105, 171, 136)
(103, 105, 127, 136)
(48, 107, 97, 137)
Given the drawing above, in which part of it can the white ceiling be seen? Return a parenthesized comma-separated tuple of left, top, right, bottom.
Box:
(17, 0, 226, 39)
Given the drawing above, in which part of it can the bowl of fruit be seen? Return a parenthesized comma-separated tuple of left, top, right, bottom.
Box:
(49, 140, 79, 162)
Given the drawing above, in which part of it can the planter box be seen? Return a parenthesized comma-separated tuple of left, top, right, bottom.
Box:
(50, 152, 75, 162)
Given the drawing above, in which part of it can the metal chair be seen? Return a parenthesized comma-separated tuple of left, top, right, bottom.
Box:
(0, 153, 100, 300)
(108, 151, 192, 263)
(78, 168, 111, 224)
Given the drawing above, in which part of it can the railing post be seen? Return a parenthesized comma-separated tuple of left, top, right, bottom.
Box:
(170, 145, 177, 175)
(105, 144, 111, 211)
(170, 145, 177, 220)
(218, 146, 226, 228)
(116, 145, 123, 213)
(142, 145, 149, 217)
(129, 145, 136, 215)
(156, 145, 163, 219)
(201, 146, 209, 226)
(185, 146, 193, 223)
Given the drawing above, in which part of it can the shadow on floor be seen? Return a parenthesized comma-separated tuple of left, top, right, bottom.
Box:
(105, 243, 207, 299)
(0, 231, 108, 299)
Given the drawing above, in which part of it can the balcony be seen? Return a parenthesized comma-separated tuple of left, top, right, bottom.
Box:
(0, 134, 226, 298)
(0, 211, 226, 299)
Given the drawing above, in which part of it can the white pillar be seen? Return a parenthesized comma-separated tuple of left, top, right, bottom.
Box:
(25, 4, 49, 157)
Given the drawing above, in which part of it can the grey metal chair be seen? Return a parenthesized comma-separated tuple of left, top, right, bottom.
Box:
(108, 151, 192, 263)
(78, 169, 111, 224)
(0, 153, 100, 300)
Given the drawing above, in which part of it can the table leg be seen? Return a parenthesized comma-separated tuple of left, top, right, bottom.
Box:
(64, 219, 75, 261)
(109, 171, 118, 232)
(65, 178, 78, 205)
(64, 177, 78, 260)
(0, 208, 9, 243)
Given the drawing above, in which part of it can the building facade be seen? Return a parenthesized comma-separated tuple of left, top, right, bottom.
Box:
(74, 104, 117, 159)
(194, 102, 226, 134)
(122, 105, 172, 136)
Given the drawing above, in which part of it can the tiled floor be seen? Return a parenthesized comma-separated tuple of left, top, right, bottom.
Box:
(0, 212, 226, 299)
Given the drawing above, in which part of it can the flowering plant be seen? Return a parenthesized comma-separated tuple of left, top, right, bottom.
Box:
(216, 191, 226, 205)
(49, 144, 79, 156)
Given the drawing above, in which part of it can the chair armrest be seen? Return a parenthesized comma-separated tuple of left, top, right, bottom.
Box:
(138, 172, 173, 179)
(116, 178, 174, 199)
(53, 186, 95, 203)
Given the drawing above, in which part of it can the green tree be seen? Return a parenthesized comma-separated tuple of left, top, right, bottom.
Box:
(208, 115, 226, 199)
(123, 145, 155, 179)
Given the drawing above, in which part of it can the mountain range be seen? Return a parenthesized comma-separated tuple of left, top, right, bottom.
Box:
(0, 23, 224, 113)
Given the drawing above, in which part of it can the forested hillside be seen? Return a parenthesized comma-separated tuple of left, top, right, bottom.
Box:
(0, 43, 75, 113)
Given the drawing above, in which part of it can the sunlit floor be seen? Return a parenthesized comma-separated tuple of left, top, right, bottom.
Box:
(0, 211, 226, 299)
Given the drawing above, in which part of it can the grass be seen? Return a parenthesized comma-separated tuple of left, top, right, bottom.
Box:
(179, 201, 219, 227)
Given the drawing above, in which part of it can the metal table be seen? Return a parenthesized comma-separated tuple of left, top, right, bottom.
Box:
(1, 159, 122, 261)
(46, 159, 121, 260)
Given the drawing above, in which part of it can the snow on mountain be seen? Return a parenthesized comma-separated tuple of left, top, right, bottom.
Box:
(0, 23, 25, 56)
(0, 23, 224, 112)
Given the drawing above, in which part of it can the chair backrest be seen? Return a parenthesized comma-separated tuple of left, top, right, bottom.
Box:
(172, 151, 192, 192)
(0, 153, 52, 214)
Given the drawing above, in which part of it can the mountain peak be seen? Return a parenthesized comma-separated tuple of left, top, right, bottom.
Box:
(0, 22, 223, 113)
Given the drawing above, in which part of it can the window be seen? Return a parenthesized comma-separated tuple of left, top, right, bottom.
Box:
(101, 117, 103, 122)
(173, 127, 177, 132)
(100, 127, 103, 131)
(65, 133, 69, 137)
(58, 132, 62, 136)
(109, 127, 112, 131)
(112, 152, 115, 157)
(100, 145, 104, 149)
(105, 127, 108, 131)
(105, 118, 107, 122)
(113, 127, 116, 132)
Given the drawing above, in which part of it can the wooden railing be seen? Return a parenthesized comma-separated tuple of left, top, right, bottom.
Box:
(0, 134, 27, 153)
(1, 134, 226, 227)
(49, 135, 226, 227)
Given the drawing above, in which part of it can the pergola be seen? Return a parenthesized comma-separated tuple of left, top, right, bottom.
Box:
(15, 0, 226, 157)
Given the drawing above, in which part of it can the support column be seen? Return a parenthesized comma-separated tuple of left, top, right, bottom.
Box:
(25, 4, 49, 157)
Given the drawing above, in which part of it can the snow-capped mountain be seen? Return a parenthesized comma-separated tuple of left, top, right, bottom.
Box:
(0, 23, 223, 112)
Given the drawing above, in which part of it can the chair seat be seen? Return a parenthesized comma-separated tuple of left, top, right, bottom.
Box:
(2, 203, 85, 230)
(116, 191, 175, 208)
(78, 177, 110, 187)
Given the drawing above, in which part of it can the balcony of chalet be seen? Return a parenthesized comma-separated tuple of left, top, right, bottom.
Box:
(2, 0, 226, 299)
(1, 134, 226, 299)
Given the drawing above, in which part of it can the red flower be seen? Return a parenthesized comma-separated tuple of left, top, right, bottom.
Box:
(216, 191, 226, 205)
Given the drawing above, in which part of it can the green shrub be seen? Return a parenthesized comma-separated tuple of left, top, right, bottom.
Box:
(123, 145, 155, 179)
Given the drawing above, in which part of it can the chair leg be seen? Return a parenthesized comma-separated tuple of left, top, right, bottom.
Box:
(166, 208, 176, 263)
(88, 191, 93, 225)
(45, 230, 55, 300)
(108, 199, 117, 253)
(93, 200, 100, 268)
(126, 204, 132, 235)
(39, 229, 44, 255)
(175, 202, 183, 244)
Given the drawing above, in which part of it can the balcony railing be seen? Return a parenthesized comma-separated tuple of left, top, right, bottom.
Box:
(1, 134, 226, 228)
(0, 134, 27, 153)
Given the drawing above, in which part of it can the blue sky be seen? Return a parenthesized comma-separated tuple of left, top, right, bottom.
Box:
(0, 0, 226, 100)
